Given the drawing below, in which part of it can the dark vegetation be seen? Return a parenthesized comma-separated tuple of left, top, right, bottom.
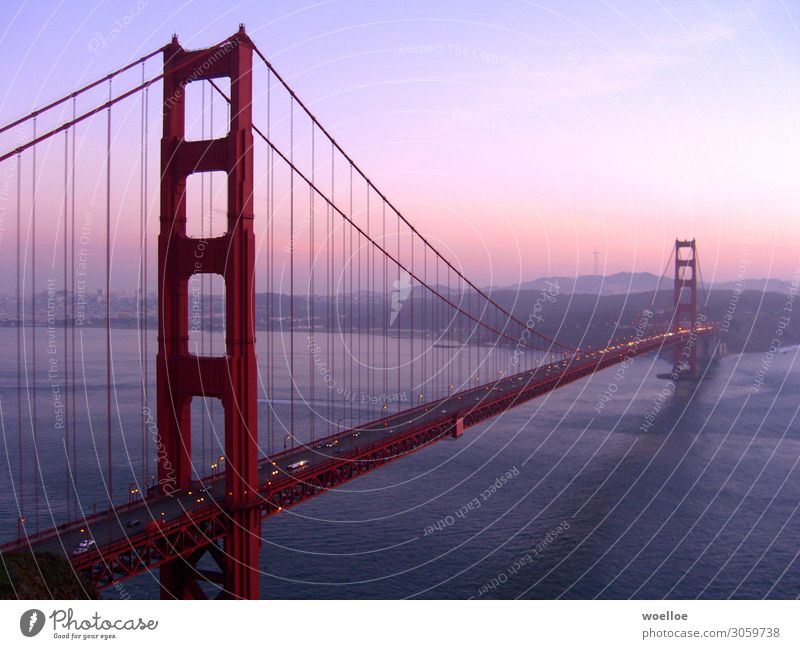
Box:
(0, 552, 98, 599)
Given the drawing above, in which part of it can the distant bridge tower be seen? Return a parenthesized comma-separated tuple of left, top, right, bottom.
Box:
(673, 238, 698, 378)
(157, 26, 260, 599)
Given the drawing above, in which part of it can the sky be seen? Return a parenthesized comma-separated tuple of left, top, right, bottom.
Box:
(0, 0, 799, 289)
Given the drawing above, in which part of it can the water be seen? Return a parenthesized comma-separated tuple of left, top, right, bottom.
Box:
(1, 328, 798, 598)
(251, 348, 800, 599)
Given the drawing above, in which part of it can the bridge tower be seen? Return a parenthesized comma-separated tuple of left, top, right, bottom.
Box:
(157, 26, 260, 598)
(673, 238, 698, 378)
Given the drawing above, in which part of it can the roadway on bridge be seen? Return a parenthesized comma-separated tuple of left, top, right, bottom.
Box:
(6, 334, 691, 565)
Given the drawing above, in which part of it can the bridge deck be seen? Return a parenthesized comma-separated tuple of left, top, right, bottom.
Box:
(0, 326, 714, 589)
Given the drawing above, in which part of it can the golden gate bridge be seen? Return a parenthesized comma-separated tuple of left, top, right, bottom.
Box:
(0, 26, 716, 599)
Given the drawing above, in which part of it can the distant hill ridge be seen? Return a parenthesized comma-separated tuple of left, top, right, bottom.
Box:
(508, 272, 790, 295)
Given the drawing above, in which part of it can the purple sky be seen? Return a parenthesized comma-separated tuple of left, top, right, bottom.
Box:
(0, 0, 798, 290)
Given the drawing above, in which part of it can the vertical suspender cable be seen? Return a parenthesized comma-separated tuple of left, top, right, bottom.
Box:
(348, 165, 353, 428)
(289, 97, 294, 448)
(328, 143, 334, 437)
(460, 277, 463, 388)
(696, 249, 709, 310)
(368, 188, 373, 420)
(309, 123, 315, 442)
(143, 81, 150, 485)
(373, 201, 377, 414)
(382, 201, 387, 415)
(487, 305, 499, 382)
(422, 245, 426, 400)
(410, 231, 414, 404)
(372, 199, 379, 412)
(266, 70, 273, 455)
(442, 258, 446, 399)
(357, 199, 362, 422)
(448, 266, 451, 391)
(70, 98, 77, 505)
(457, 276, 461, 387)
(16, 152, 23, 537)
(396, 212, 400, 412)
(468, 285, 472, 385)
(341, 178, 345, 429)
(31, 117, 39, 531)
(208, 81, 215, 462)
(200, 83, 206, 469)
(490, 305, 494, 381)
(106, 79, 112, 505)
(476, 288, 480, 386)
(308, 122, 317, 442)
(358, 185, 372, 420)
(139, 63, 146, 490)
(435, 256, 439, 399)
(63, 129, 69, 519)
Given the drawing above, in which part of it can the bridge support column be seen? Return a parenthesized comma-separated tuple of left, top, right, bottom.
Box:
(673, 239, 698, 378)
(158, 26, 260, 599)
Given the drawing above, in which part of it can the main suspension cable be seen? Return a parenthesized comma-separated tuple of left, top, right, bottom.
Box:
(250, 42, 573, 353)
(204, 81, 558, 352)
(0, 46, 164, 137)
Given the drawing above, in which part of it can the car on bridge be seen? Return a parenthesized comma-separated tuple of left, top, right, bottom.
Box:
(71, 539, 96, 556)
(287, 460, 309, 474)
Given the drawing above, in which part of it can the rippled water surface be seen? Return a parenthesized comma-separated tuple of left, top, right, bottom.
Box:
(1, 329, 798, 598)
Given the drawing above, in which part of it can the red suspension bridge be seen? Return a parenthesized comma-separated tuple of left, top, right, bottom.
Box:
(0, 27, 717, 599)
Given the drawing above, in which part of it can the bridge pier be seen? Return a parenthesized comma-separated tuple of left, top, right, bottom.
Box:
(159, 557, 208, 600)
(223, 506, 261, 598)
(698, 331, 726, 362)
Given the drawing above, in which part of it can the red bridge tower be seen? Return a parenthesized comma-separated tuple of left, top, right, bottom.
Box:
(157, 26, 260, 598)
(673, 238, 698, 378)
